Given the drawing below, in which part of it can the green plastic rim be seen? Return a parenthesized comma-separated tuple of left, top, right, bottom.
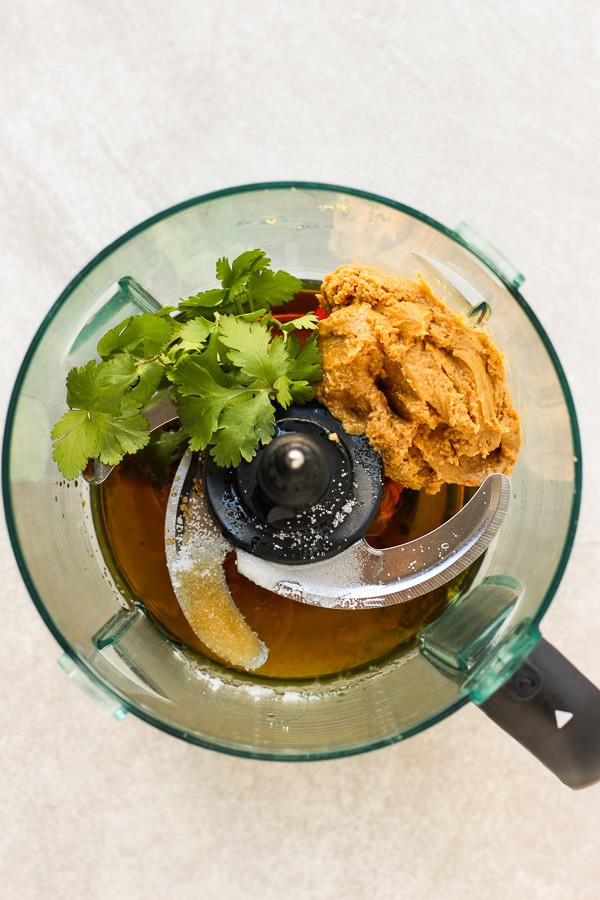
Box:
(1, 181, 583, 759)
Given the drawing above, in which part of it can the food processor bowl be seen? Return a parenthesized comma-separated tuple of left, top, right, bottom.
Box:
(4, 183, 598, 784)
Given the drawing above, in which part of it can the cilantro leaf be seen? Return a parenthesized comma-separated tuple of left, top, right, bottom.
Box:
(51, 399, 150, 477)
(227, 249, 271, 286)
(129, 360, 165, 407)
(66, 357, 138, 414)
(177, 250, 301, 320)
(178, 289, 225, 318)
(285, 333, 323, 382)
(173, 318, 214, 351)
(218, 250, 271, 313)
(246, 268, 303, 309)
(52, 409, 100, 479)
(173, 360, 244, 451)
(193, 330, 232, 387)
(215, 256, 232, 284)
(65, 360, 105, 411)
(289, 380, 315, 404)
(97, 313, 174, 358)
(276, 312, 319, 333)
(94, 403, 150, 465)
(210, 393, 275, 467)
(54, 357, 151, 475)
(217, 316, 271, 373)
(273, 374, 293, 407)
(236, 309, 269, 323)
(218, 318, 297, 394)
(176, 394, 218, 452)
(173, 355, 235, 399)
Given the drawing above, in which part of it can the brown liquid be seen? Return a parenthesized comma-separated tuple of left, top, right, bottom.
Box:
(93, 459, 465, 679)
(91, 290, 469, 680)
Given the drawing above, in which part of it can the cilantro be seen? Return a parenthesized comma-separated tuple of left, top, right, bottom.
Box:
(179, 248, 302, 318)
(97, 313, 174, 358)
(217, 316, 289, 387)
(174, 362, 240, 451)
(52, 249, 322, 478)
(173, 318, 214, 351)
(93, 403, 152, 465)
(129, 360, 165, 407)
(274, 312, 320, 333)
(52, 409, 101, 480)
(172, 316, 311, 466)
(284, 333, 323, 382)
(211, 393, 275, 467)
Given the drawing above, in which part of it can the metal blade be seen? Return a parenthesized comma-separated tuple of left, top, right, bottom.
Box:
(236, 473, 511, 608)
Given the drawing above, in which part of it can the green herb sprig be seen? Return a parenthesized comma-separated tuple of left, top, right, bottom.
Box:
(52, 249, 322, 478)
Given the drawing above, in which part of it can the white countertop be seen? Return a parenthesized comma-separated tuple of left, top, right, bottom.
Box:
(2, 2, 599, 897)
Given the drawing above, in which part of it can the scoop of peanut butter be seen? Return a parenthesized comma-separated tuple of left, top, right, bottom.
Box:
(315, 265, 520, 493)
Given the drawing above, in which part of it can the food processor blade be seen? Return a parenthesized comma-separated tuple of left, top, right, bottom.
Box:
(165, 443, 510, 609)
(236, 473, 511, 607)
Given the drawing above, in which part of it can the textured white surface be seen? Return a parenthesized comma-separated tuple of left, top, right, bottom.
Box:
(1, 2, 599, 898)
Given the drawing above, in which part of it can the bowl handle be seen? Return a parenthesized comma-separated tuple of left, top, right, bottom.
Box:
(479, 638, 600, 789)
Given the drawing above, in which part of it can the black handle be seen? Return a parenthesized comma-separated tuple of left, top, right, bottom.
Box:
(480, 638, 600, 789)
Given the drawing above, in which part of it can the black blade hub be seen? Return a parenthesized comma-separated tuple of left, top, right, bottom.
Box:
(203, 402, 384, 564)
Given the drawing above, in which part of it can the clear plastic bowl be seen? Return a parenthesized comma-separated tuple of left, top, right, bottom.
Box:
(2, 183, 581, 759)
